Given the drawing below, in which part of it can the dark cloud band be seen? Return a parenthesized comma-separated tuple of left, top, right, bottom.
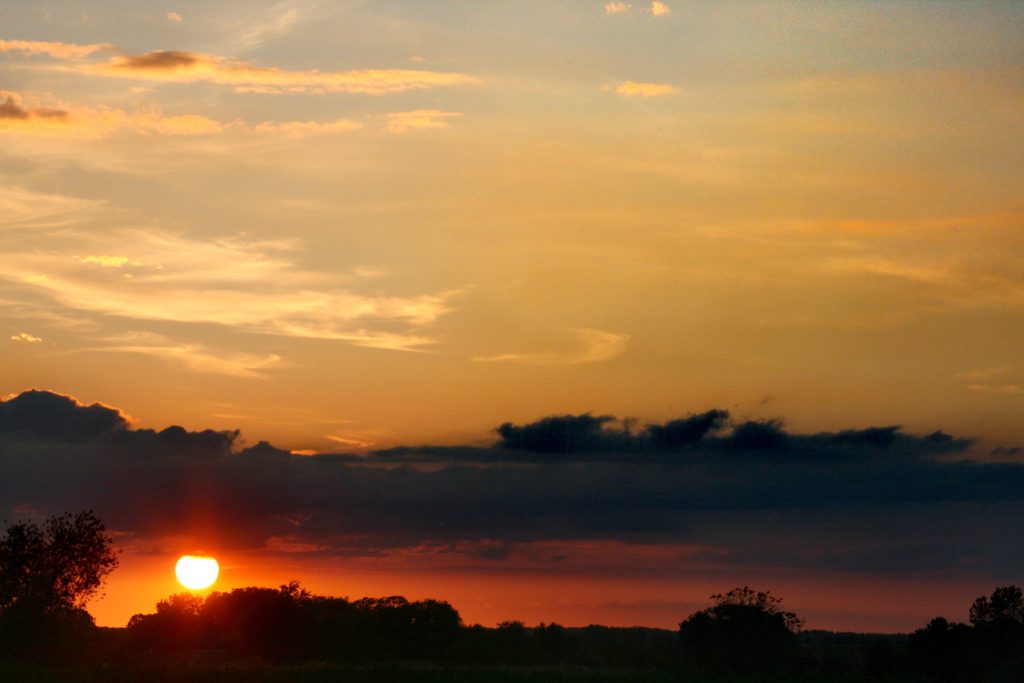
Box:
(0, 390, 1019, 578)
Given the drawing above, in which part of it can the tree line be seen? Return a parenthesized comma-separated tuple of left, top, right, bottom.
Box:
(2, 512, 1023, 681)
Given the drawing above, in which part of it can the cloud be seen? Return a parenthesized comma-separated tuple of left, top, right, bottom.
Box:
(167, 11, 183, 23)
(0, 93, 223, 138)
(1, 390, 1022, 587)
(0, 92, 376, 140)
(232, 0, 305, 51)
(0, 107, 359, 138)
(481, 412, 965, 460)
(80, 255, 139, 268)
(78, 49, 478, 95)
(0, 95, 67, 122)
(252, 118, 362, 136)
(0, 185, 105, 230)
(496, 414, 626, 453)
(10, 333, 42, 343)
(0, 39, 112, 60)
(473, 328, 629, 365)
(82, 332, 286, 379)
(650, 1, 670, 16)
(604, 2, 632, 14)
(0, 389, 129, 439)
(967, 384, 1021, 395)
(384, 109, 463, 134)
(613, 81, 677, 97)
(0, 203, 459, 351)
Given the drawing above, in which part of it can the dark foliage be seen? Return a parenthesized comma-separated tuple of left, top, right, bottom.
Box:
(909, 586, 1024, 682)
(907, 617, 973, 681)
(0, 511, 117, 661)
(0, 510, 118, 614)
(126, 583, 462, 663)
(678, 586, 803, 678)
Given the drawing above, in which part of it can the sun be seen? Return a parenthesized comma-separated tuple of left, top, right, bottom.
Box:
(175, 555, 219, 590)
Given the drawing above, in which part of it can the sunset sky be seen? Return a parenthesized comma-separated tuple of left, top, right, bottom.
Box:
(2, 1, 1023, 633)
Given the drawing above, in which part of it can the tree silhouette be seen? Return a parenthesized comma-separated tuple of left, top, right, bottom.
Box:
(969, 585, 1024, 627)
(968, 585, 1024, 675)
(908, 616, 972, 681)
(678, 586, 803, 677)
(0, 511, 118, 660)
(0, 511, 118, 616)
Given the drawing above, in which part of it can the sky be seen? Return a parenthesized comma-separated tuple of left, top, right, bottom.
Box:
(1, 1, 1023, 632)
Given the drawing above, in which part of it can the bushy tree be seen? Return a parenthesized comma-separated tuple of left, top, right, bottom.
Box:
(0, 510, 118, 616)
(968, 585, 1024, 672)
(908, 616, 973, 681)
(0, 511, 118, 660)
(127, 584, 464, 662)
(969, 585, 1024, 628)
(678, 586, 803, 677)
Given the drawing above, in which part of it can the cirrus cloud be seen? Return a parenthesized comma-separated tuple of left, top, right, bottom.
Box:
(473, 327, 630, 366)
(78, 49, 478, 95)
(613, 81, 677, 97)
(0, 38, 113, 60)
(384, 109, 464, 134)
(0, 188, 461, 354)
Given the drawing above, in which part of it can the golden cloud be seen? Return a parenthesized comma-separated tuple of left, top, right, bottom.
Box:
(81, 49, 478, 95)
(614, 81, 677, 97)
(253, 118, 363, 136)
(0, 92, 363, 138)
(88, 332, 285, 379)
(1, 216, 459, 352)
(473, 328, 630, 365)
(0, 39, 113, 60)
(0, 95, 67, 121)
(80, 255, 139, 268)
(384, 109, 463, 134)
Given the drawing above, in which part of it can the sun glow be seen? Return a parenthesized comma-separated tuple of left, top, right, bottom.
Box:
(175, 555, 219, 590)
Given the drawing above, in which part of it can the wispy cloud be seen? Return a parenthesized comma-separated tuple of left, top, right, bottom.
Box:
(473, 328, 629, 365)
(956, 366, 1016, 381)
(10, 332, 42, 343)
(821, 256, 951, 284)
(0, 91, 363, 139)
(76, 49, 478, 95)
(253, 118, 362, 136)
(613, 81, 677, 97)
(604, 2, 632, 14)
(80, 255, 141, 268)
(85, 332, 284, 379)
(650, 1, 670, 17)
(0, 92, 224, 137)
(0, 185, 105, 230)
(232, 0, 306, 51)
(166, 11, 183, 23)
(384, 109, 463, 134)
(967, 384, 1022, 395)
(957, 367, 1022, 396)
(0, 198, 459, 351)
(0, 39, 113, 60)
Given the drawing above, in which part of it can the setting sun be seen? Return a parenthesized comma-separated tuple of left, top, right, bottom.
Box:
(175, 555, 219, 590)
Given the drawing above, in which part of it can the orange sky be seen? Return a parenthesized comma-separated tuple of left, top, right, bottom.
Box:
(94, 546, 998, 633)
(2, 1, 1023, 633)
